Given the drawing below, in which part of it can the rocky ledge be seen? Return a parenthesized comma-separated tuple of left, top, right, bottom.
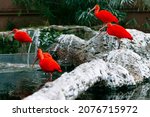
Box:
(24, 26, 150, 100)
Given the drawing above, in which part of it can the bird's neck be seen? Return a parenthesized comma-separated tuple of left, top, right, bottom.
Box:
(13, 29, 19, 33)
(107, 23, 112, 27)
(94, 7, 100, 14)
(38, 53, 44, 61)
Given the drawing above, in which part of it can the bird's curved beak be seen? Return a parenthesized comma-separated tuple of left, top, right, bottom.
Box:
(4, 31, 13, 38)
(32, 57, 38, 68)
(88, 6, 96, 14)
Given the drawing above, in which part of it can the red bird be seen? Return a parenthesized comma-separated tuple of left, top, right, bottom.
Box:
(88, 4, 119, 31)
(106, 23, 133, 48)
(8, 28, 32, 43)
(33, 48, 62, 81)
(32, 50, 52, 67)
(7, 28, 32, 52)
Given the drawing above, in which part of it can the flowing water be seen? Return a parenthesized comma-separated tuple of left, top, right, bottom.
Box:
(26, 29, 40, 67)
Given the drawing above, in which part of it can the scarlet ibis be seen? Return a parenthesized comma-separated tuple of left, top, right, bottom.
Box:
(8, 28, 32, 43)
(32, 49, 52, 67)
(33, 48, 62, 81)
(106, 23, 133, 49)
(7, 28, 32, 52)
(88, 4, 119, 31)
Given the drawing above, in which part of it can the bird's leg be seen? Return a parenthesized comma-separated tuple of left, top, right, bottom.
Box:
(95, 31, 107, 39)
(20, 43, 24, 55)
(117, 39, 122, 49)
(48, 73, 53, 81)
(96, 24, 107, 37)
(99, 23, 107, 32)
(21, 43, 26, 54)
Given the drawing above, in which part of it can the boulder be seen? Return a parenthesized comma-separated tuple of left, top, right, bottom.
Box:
(51, 29, 150, 67)
(24, 59, 135, 100)
(107, 49, 150, 82)
(52, 34, 87, 66)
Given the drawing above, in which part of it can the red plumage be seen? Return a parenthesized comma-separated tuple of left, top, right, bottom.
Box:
(12, 29, 32, 43)
(39, 58, 62, 73)
(106, 23, 133, 40)
(93, 5, 119, 23)
(36, 48, 62, 80)
(43, 52, 53, 59)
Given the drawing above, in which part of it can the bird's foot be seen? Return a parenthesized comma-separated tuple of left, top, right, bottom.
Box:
(47, 77, 53, 82)
(41, 78, 52, 83)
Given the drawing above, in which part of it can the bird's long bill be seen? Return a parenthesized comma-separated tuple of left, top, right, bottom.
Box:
(32, 57, 38, 68)
(88, 7, 95, 14)
(4, 31, 13, 38)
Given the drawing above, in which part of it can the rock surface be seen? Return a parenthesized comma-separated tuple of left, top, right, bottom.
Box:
(52, 34, 87, 66)
(46, 25, 97, 40)
(24, 59, 135, 100)
(51, 29, 150, 66)
(107, 49, 150, 82)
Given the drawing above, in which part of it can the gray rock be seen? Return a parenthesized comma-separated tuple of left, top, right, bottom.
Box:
(52, 34, 87, 66)
(107, 49, 150, 82)
(51, 29, 150, 67)
(24, 59, 135, 100)
(45, 25, 97, 40)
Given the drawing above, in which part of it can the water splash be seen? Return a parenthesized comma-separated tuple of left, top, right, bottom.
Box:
(52, 35, 67, 52)
(27, 29, 40, 67)
(33, 29, 40, 57)
(27, 43, 32, 67)
(1, 33, 5, 43)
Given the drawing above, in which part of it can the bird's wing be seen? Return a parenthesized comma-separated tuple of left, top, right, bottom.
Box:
(99, 10, 119, 23)
(43, 53, 53, 58)
(107, 24, 132, 39)
(40, 58, 62, 73)
(14, 31, 32, 42)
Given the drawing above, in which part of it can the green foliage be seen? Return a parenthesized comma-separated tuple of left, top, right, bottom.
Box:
(143, 0, 150, 8)
(134, 0, 150, 11)
(125, 18, 138, 28)
(0, 35, 20, 54)
(12, 0, 135, 26)
(75, 9, 100, 26)
(12, 0, 35, 11)
(142, 22, 150, 32)
(39, 28, 61, 50)
(65, 0, 134, 25)
(109, 0, 134, 9)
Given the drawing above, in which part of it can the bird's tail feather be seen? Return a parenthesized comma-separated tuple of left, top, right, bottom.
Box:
(58, 69, 62, 72)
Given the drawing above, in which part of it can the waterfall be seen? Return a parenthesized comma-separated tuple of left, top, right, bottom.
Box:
(27, 43, 32, 67)
(27, 29, 40, 67)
